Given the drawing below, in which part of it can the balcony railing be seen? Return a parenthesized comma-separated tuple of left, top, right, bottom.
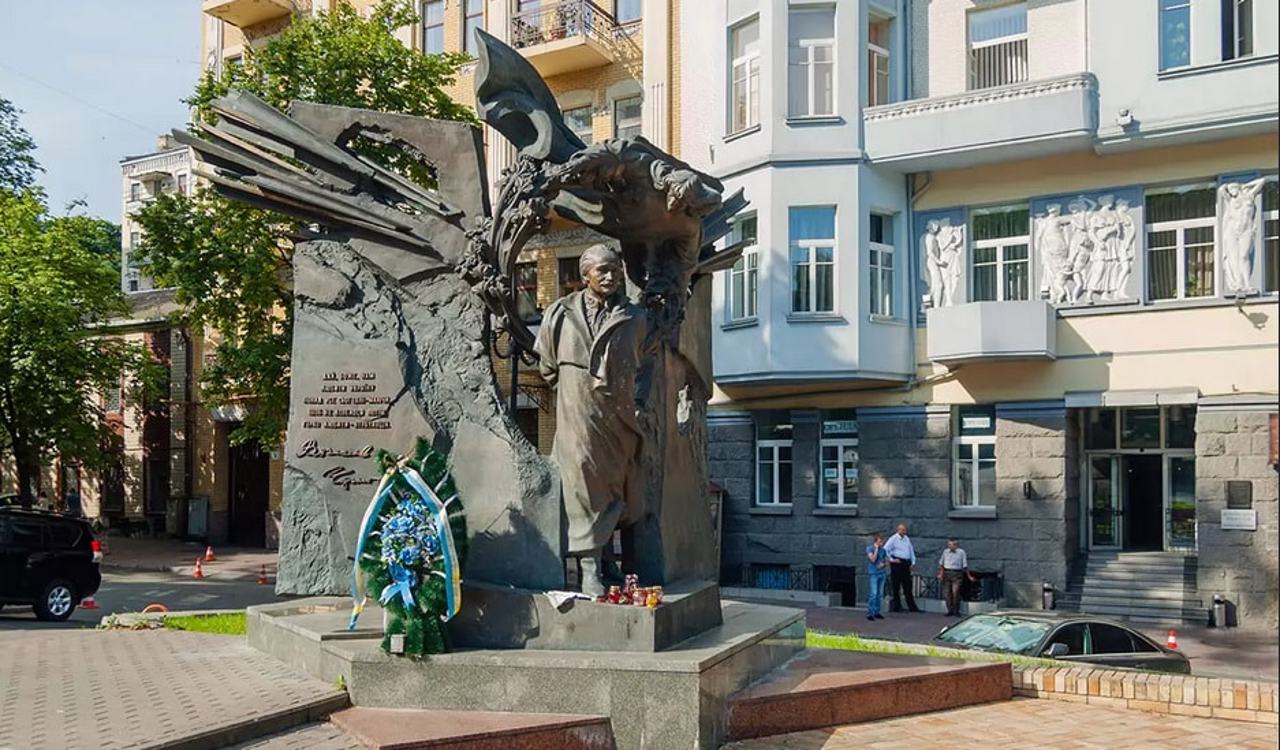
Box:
(968, 36, 1028, 91)
(510, 0, 617, 55)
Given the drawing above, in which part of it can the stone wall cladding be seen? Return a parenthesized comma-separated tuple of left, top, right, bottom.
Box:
(1195, 409, 1279, 632)
(1012, 664, 1279, 725)
(708, 405, 1075, 608)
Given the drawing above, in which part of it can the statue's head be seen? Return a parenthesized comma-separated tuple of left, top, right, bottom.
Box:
(926, 220, 941, 233)
(579, 244, 624, 299)
(1225, 183, 1241, 197)
(1098, 194, 1115, 208)
(1115, 198, 1130, 211)
(1046, 204, 1061, 216)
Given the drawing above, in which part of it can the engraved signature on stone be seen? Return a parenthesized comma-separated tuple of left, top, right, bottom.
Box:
(297, 440, 375, 459)
(322, 466, 379, 491)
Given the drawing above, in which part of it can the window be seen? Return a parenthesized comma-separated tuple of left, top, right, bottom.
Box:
(615, 0, 641, 23)
(869, 213, 895, 317)
(563, 105, 594, 145)
(968, 2, 1027, 89)
(557, 256, 586, 297)
(129, 182, 141, 202)
(756, 414, 793, 506)
(819, 412, 858, 508)
(728, 214, 758, 322)
(729, 18, 761, 133)
(1146, 184, 1216, 300)
(954, 406, 996, 509)
(103, 380, 123, 413)
(787, 6, 835, 118)
(971, 207, 1030, 302)
(614, 95, 642, 140)
(1089, 623, 1137, 655)
(868, 18, 891, 106)
(176, 174, 188, 195)
(1222, 0, 1253, 60)
(1265, 179, 1277, 292)
(1082, 406, 1197, 451)
(129, 231, 140, 247)
(789, 207, 836, 314)
(1159, 0, 1191, 70)
(422, 0, 444, 54)
(514, 261, 538, 322)
(1046, 624, 1087, 656)
(462, 0, 484, 56)
(515, 407, 539, 448)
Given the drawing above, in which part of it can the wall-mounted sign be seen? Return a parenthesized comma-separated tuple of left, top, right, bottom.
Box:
(1220, 509, 1258, 531)
(823, 420, 858, 435)
(1226, 480, 1253, 510)
(962, 416, 992, 430)
(823, 468, 839, 479)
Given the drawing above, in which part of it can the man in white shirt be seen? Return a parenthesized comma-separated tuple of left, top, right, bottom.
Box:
(937, 537, 976, 617)
(884, 523, 919, 613)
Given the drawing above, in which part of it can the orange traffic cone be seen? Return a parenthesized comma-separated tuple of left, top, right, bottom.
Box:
(204, 545, 217, 562)
(80, 595, 98, 610)
(1166, 630, 1178, 649)
(257, 564, 269, 586)
(193, 557, 205, 579)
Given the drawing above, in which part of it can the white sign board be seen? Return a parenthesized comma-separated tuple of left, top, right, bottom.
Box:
(1220, 509, 1258, 531)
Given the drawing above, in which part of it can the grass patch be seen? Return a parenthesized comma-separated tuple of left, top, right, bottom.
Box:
(163, 612, 247, 636)
(807, 630, 1061, 670)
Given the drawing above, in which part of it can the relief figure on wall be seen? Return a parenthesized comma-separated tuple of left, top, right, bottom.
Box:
(1219, 177, 1267, 294)
(923, 218, 964, 308)
(1037, 194, 1136, 305)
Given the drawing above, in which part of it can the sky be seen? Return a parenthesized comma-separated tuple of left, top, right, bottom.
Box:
(0, 0, 202, 222)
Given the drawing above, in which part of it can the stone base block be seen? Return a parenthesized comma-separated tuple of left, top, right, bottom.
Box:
(449, 579, 723, 652)
(329, 706, 616, 749)
(248, 597, 805, 750)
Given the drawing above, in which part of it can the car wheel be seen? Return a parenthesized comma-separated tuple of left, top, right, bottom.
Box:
(34, 579, 76, 622)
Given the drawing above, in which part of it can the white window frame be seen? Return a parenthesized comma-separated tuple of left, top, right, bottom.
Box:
(1145, 185, 1217, 302)
(613, 95, 642, 140)
(563, 105, 594, 145)
(869, 213, 895, 317)
(727, 214, 758, 322)
(129, 182, 141, 202)
(953, 433, 996, 509)
(1159, 0, 1192, 71)
(1227, 0, 1253, 60)
(967, 2, 1028, 90)
(790, 208, 836, 315)
(756, 440, 793, 507)
(970, 230, 1030, 302)
(867, 18, 891, 107)
(615, 0, 642, 24)
(422, 0, 445, 54)
(818, 438, 858, 508)
(1264, 177, 1278, 293)
(788, 8, 836, 119)
(729, 18, 761, 134)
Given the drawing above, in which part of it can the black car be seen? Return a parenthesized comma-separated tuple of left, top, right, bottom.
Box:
(931, 610, 1191, 674)
(0, 508, 102, 621)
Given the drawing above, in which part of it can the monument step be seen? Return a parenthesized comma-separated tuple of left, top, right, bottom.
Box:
(329, 707, 614, 750)
(724, 649, 1012, 742)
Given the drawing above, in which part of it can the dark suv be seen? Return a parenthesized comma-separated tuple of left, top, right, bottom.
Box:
(0, 508, 102, 621)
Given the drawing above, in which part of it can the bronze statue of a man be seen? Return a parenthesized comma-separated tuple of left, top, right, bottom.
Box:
(534, 244, 647, 596)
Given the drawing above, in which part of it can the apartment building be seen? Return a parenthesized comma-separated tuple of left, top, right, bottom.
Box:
(683, 0, 1278, 629)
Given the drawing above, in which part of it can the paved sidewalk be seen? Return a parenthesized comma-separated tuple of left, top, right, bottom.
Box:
(803, 606, 1280, 682)
(101, 537, 277, 582)
(725, 697, 1279, 749)
(229, 723, 362, 750)
(0, 629, 345, 750)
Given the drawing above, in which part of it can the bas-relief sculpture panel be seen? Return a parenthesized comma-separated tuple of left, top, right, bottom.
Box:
(916, 208, 967, 312)
(1217, 176, 1268, 296)
(1031, 187, 1142, 307)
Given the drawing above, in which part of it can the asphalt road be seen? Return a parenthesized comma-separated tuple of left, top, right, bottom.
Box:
(0, 569, 294, 630)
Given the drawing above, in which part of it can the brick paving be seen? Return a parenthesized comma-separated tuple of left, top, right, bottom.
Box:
(0, 629, 345, 750)
(228, 723, 362, 750)
(724, 697, 1280, 749)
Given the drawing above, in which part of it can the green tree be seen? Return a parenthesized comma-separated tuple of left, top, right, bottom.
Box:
(52, 212, 123, 272)
(0, 188, 163, 504)
(0, 97, 41, 193)
(134, 0, 475, 448)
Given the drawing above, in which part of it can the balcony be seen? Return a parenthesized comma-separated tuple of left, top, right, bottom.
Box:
(864, 72, 1098, 172)
(926, 300, 1056, 364)
(202, 0, 295, 29)
(509, 0, 617, 77)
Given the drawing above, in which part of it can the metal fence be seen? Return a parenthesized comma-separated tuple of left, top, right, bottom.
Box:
(913, 571, 1004, 602)
(968, 36, 1028, 90)
(510, 0, 617, 51)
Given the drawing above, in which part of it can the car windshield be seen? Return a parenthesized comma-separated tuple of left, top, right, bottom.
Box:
(936, 615, 1053, 655)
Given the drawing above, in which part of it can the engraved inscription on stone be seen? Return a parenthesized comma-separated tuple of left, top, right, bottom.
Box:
(295, 371, 390, 490)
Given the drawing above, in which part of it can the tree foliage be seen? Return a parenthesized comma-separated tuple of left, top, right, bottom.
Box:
(0, 97, 41, 194)
(0, 188, 163, 502)
(135, 0, 476, 448)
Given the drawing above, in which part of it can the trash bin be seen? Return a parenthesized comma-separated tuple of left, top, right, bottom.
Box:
(1213, 593, 1228, 628)
(1042, 581, 1056, 610)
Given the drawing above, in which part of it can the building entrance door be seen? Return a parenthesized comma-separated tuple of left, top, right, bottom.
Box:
(228, 440, 268, 548)
(1123, 454, 1163, 550)
(1088, 456, 1121, 549)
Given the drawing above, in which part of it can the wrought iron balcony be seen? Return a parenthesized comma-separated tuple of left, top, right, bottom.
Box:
(203, 0, 295, 29)
(509, 0, 618, 77)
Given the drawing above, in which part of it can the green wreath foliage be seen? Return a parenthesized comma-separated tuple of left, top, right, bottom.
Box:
(359, 438, 467, 656)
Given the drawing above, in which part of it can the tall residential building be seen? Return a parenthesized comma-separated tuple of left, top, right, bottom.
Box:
(120, 135, 193, 293)
(683, 0, 1278, 629)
